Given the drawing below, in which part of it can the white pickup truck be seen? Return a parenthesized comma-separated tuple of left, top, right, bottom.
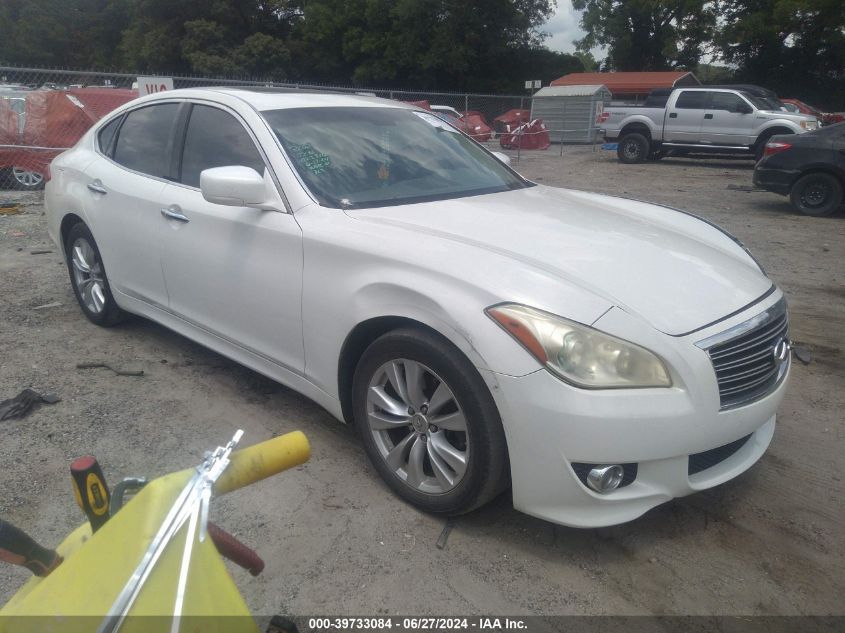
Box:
(598, 87, 819, 163)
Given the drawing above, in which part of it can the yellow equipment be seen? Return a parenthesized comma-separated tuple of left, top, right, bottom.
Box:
(1, 430, 310, 633)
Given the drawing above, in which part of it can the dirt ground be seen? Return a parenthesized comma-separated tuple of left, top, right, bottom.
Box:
(1, 146, 843, 617)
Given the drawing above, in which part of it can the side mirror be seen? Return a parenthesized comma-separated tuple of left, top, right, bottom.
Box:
(200, 166, 269, 208)
(491, 151, 511, 166)
(734, 103, 753, 114)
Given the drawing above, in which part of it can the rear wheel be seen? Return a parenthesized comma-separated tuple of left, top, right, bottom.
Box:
(617, 132, 649, 164)
(352, 328, 508, 515)
(65, 222, 126, 326)
(789, 172, 843, 217)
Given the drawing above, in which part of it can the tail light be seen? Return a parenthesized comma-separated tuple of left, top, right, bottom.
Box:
(764, 141, 792, 157)
(596, 112, 610, 124)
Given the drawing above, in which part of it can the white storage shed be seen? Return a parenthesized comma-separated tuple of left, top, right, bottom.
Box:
(530, 84, 611, 144)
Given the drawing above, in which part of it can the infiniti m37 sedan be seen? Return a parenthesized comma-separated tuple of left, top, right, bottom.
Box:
(45, 88, 791, 527)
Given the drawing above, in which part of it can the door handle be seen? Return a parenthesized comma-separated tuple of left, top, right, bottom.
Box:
(160, 207, 189, 223)
(704, 113, 714, 119)
(669, 112, 678, 119)
(87, 182, 107, 194)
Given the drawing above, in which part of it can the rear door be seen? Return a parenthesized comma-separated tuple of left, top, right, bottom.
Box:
(157, 102, 305, 373)
(82, 103, 180, 307)
(664, 90, 706, 143)
(700, 91, 755, 146)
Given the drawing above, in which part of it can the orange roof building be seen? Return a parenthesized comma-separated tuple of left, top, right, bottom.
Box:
(550, 71, 699, 102)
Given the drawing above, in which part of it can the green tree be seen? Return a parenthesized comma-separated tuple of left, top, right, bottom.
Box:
(716, 0, 845, 109)
(118, 0, 301, 77)
(572, 0, 715, 70)
(291, 0, 558, 91)
(0, 0, 126, 69)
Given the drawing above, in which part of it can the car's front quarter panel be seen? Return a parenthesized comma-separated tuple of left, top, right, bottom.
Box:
(294, 204, 613, 401)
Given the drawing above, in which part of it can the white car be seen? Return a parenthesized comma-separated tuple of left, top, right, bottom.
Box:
(45, 88, 791, 527)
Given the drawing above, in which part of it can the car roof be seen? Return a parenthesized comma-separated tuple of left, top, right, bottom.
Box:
(144, 86, 414, 112)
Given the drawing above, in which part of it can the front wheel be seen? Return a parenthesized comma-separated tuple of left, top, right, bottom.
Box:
(352, 328, 509, 515)
(789, 172, 843, 217)
(617, 133, 650, 164)
(65, 222, 126, 326)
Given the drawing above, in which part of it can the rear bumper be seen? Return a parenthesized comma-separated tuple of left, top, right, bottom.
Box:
(753, 166, 799, 195)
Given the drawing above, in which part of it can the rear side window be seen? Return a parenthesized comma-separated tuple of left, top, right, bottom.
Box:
(675, 91, 707, 110)
(179, 105, 265, 188)
(113, 104, 180, 178)
(708, 92, 746, 112)
(97, 116, 121, 155)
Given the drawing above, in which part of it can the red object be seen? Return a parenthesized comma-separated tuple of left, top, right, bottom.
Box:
(207, 522, 265, 576)
(551, 71, 697, 96)
(493, 109, 530, 135)
(764, 140, 793, 157)
(456, 113, 492, 142)
(0, 88, 137, 177)
(403, 99, 431, 111)
(499, 119, 551, 150)
(780, 98, 843, 125)
(596, 111, 610, 124)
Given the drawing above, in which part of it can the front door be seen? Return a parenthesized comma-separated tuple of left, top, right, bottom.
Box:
(158, 103, 305, 373)
(700, 92, 755, 146)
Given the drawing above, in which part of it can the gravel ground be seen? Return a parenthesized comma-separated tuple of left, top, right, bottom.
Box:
(0, 146, 843, 617)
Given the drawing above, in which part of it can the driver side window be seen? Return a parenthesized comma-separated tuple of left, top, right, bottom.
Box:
(709, 92, 747, 112)
(179, 104, 266, 189)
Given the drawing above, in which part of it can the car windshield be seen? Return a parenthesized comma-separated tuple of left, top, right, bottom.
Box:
(262, 106, 527, 209)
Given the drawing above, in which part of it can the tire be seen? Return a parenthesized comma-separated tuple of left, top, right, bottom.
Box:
(352, 328, 509, 515)
(9, 166, 44, 190)
(617, 132, 650, 164)
(789, 172, 843, 217)
(64, 222, 126, 326)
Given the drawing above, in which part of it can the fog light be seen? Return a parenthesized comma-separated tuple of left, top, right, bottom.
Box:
(586, 465, 624, 493)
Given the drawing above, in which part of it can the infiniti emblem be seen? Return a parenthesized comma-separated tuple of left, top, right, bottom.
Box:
(773, 338, 790, 365)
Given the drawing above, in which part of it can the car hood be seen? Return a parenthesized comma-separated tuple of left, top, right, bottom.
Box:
(759, 110, 817, 124)
(347, 185, 772, 336)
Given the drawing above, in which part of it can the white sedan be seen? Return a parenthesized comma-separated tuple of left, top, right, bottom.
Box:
(45, 88, 791, 527)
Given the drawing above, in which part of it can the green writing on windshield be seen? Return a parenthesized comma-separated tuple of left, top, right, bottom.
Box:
(289, 142, 332, 175)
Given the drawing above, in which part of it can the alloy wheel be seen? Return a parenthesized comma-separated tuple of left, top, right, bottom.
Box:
(71, 237, 106, 314)
(623, 140, 640, 160)
(366, 359, 469, 494)
(12, 167, 43, 188)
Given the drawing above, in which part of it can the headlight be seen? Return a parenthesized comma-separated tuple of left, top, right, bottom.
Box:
(487, 304, 672, 389)
(801, 119, 818, 130)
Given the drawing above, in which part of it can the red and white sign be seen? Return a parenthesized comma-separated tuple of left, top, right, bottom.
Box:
(137, 76, 174, 96)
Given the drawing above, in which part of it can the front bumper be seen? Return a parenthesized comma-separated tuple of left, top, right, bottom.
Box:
(487, 297, 790, 528)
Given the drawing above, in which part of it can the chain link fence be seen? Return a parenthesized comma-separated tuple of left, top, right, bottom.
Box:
(0, 65, 598, 192)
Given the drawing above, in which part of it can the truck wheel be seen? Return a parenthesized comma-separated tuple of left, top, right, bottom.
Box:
(789, 173, 843, 217)
(617, 133, 649, 164)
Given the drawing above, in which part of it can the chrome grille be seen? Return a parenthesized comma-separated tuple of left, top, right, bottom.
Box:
(697, 298, 789, 410)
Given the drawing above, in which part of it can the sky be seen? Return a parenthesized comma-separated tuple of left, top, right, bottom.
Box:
(541, 1, 605, 59)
